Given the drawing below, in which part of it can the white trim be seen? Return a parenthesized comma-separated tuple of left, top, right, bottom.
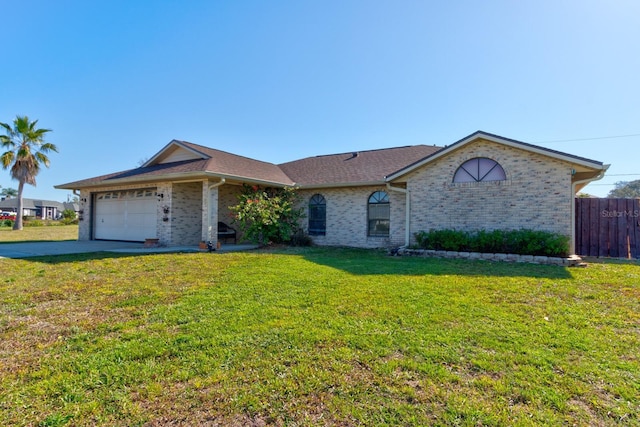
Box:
(57, 171, 294, 190)
(142, 140, 210, 167)
(386, 131, 607, 181)
(570, 165, 609, 254)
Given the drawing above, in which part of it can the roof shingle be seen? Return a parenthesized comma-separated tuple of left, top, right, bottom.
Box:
(278, 145, 442, 186)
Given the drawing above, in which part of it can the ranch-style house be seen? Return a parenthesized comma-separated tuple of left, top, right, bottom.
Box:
(56, 131, 608, 254)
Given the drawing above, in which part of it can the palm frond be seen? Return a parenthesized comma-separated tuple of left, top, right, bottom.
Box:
(35, 152, 51, 167)
(1, 116, 55, 188)
(1, 151, 15, 169)
(40, 142, 58, 153)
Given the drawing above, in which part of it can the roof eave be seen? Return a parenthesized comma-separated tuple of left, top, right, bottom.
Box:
(142, 140, 211, 167)
(296, 180, 387, 190)
(385, 131, 607, 181)
(55, 171, 294, 190)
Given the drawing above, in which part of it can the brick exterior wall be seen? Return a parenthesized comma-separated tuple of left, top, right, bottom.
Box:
(297, 140, 575, 249)
(77, 189, 91, 241)
(298, 186, 399, 248)
(156, 182, 172, 245)
(405, 139, 574, 245)
(170, 182, 203, 245)
(75, 139, 576, 249)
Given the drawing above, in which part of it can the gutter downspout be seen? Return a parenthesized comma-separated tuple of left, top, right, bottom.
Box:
(570, 167, 608, 254)
(207, 179, 226, 242)
(386, 183, 410, 247)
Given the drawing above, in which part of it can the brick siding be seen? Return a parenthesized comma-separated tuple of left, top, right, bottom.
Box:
(406, 139, 573, 245)
(298, 186, 395, 248)
(171, 182, 203, 245)
(76, 139, 575, 249)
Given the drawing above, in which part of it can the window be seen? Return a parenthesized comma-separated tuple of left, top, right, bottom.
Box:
(368, 191, 390, 236)
(453, 157, 506, 183)
(308, 194, 326, 236)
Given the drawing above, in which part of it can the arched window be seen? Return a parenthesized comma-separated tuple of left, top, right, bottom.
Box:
(453, 157, 506, 183)
(368, 191, 389, 237)
(308, 194, 326, 236)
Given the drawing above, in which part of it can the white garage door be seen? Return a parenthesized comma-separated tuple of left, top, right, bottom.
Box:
(94, 189, 157, 241)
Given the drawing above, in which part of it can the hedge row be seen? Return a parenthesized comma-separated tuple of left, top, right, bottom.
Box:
(414, 229, 570, 257)
(0, 219, 79, 228)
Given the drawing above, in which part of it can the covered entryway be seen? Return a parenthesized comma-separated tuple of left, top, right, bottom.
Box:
(94, 189, 157, 241)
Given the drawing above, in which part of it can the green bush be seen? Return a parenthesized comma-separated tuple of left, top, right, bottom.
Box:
(414, 228, 569, 257)
(61, 209, 76, 220)
(1, 219, 13, 227)
(229, 184, 305, 244)
(289, 230, 313, 247)
(24, 220, 44, 227)
(415, 228, 470, 252)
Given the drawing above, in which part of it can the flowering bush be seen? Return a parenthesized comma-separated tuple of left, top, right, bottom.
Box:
(229, 185, 304, 244)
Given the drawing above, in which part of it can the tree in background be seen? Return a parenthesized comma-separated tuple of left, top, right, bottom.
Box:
(1, 187, 18, 198)
(0, 116, 58, 230)
(607, 180, 640, 198)
(230, 185, 304, 244)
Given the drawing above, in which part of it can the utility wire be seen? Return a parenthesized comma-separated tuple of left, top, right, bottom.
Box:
(532, 133, 640, 144)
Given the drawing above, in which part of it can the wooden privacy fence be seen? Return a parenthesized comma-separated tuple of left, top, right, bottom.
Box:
(575, 198, 640, 258)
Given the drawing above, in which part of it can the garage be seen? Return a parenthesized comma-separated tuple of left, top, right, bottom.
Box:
(94, 189, 157, 241)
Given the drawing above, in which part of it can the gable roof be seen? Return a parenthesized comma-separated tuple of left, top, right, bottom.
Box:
(385, 130, 607, 181)
(57, 140, 295, 189)
(56, 131, 607, 191)
(176, 141, 294, 184)
(0, 198, 64, 210)
(278, 145, 442, 187)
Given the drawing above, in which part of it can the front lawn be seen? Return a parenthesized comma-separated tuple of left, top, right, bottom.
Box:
(0, 247, 638, 426)
(0, 224, 78, 243)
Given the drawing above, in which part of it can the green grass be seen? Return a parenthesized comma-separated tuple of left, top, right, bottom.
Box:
(1, 246, 638, 426)
(0, 224, 79, 243)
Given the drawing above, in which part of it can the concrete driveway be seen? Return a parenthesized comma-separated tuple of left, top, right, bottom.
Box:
(0, 241, 258, 259)
(0, 241, 147, 258)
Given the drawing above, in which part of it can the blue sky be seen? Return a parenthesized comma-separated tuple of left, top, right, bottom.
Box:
(2, 0, 639, 201)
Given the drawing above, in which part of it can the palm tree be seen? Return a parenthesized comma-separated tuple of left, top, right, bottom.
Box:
(1, 187, 18, 198)
(0, 116, 58, 230)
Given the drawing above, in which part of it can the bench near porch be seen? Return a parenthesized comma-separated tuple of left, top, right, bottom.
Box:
(217, 222, 237, 243)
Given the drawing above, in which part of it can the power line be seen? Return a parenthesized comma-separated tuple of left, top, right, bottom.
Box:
(532, 133, 640, 144)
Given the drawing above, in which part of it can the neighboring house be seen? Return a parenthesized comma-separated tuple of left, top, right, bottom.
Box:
(55, 131, 608, 254)
(0, 198, 67, 219)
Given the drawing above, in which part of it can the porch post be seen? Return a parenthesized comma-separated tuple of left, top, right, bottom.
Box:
(203, 179, 225, 243)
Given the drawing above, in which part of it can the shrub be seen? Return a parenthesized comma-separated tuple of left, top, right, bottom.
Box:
(24, 220, 44, 227)
(229, 184, 305, 244)
(61, 209, 77, 220)
(414, 228, 569, 257)
(1, 219, 13, 227)
(415, 229, 470, 251)
(289, 230, 313, 247)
